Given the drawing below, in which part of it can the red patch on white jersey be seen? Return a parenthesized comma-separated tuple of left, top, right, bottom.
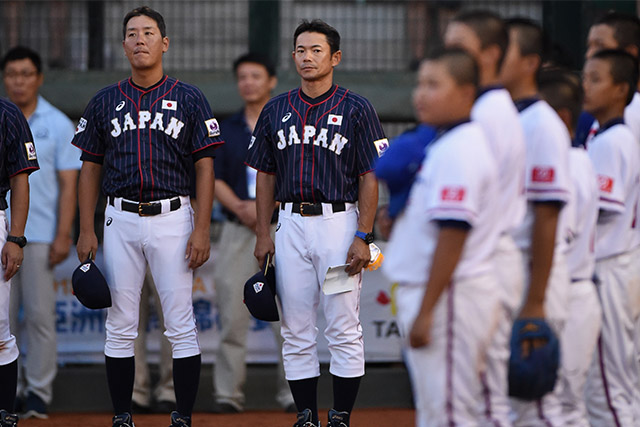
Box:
(441, 186, 466, 202)
(598, 175, 614, 193)
(532, 166, 555, 183)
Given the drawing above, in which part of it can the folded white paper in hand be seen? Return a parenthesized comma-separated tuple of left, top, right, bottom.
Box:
(322, 264, 358, 295)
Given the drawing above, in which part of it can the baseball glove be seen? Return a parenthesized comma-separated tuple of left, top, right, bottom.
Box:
(508, 318, 560, 400)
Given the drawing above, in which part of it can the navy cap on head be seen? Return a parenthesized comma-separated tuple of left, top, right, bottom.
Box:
(243, 256, 279, 322)
(374, 124, 436, 218)
(72, 259, 112, 309)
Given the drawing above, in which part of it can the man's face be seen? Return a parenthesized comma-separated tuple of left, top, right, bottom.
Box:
(586, 24, 618, 59)
(122, 15, 168, 71)
(3, 58, 42, 108)
(413, 60, 469, 126)
(582, 57, 620, 115)
(236, 62, 276, 104)
(292, 31, 341, 82)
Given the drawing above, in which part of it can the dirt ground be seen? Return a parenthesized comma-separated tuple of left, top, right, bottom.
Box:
(19, 408, 415, 426)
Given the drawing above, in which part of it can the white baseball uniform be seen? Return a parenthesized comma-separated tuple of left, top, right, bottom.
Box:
(584, 119, 640, 427)
(0, 212, 19, 367)
(510, 98, 572, 427)
(557, 147, 601, 427)
(471, 87, 528, 427)
(625, 92, 640, 421)
(595, 96, 640, 418)
(384, 120, 501, 427)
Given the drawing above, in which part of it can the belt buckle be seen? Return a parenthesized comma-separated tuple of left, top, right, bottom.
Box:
(138, 202, 153, 216)
(299, 202, 314, 216)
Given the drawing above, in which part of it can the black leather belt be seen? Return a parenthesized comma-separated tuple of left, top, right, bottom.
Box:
(283, 202, 346, 216)
(108, 196, 181, 216)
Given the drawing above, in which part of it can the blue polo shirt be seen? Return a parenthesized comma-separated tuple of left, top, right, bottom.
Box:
(214, 110, 254, 220)
(10, 96, 80, 243)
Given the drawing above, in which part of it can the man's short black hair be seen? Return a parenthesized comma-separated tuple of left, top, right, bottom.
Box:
(595, 11, 640, 56)
(425, 47, 479, 89)
(451, 10, 508, 67)
(1, 46, 42, 73)
(506, 17, 547, 60)
(233, 53, 276, 77)
(591, 48, 639, 105)
(538, 67, 583, 130)
(123, 6, 166, 40)
(293, 19, 340, 54)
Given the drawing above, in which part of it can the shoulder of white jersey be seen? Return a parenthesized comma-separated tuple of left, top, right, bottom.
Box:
(522, 100, 570, 137)
(569, 147, 596, 177)
(433, 122, 489, 157)
(472, 88, 520, 123)
(608, 122, 637, 142)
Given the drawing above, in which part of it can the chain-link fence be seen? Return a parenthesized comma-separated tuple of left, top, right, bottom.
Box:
(0, 0, 549, 72)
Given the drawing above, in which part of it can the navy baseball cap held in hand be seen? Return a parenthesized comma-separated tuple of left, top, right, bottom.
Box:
(72, 258, 112, 309)
(244, 254, 279, 322)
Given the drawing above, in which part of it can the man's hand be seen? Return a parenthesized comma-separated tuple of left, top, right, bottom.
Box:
(518, 301, 545, 319)
(235, 200, 258, 231)
(186, 228, 211, 270)
(76, 231, 98, 262)
(49, 234, 72, 267)
(1, 241, 23, 281)
(345, 237, 370, 276)
(254, 234, 275, 268)
(409, 310, 433, 348)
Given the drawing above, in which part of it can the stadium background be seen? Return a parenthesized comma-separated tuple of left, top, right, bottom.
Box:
(0, 0, 636, 420)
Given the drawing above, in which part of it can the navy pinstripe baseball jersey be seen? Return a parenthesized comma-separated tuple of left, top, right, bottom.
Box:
(72, 76, 224, 202)
(245, 85, 387, 203)
(0, 98, 39, 198)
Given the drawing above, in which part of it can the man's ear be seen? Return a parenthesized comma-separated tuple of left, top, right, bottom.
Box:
(331, 50, 342, 67)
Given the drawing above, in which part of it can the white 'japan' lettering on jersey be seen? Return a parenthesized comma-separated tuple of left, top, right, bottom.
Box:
(587, 123, 640, 259)
(471, 88, 527, 234)
(383, 122, 500, 284)
(511, 100, 572, 251)
(562, 148, 599, 281)
(110, 111, 184, 139)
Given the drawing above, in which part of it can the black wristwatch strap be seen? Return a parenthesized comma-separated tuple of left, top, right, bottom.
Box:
(6, 235, 27, 248)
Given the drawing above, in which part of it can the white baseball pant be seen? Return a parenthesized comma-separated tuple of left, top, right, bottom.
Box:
(585, 252, 639, 427)
(0, 211, 19, 367)
(102, 197, 200, 359)
(481, 234, 525, 427)
(510, 250, 570, 427)
(397, 273, 500, 427)
(275, 203, 364, 381)
(557, 280, 601, 427)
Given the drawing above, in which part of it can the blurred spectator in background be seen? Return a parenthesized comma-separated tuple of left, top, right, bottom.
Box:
(2, 45, 80, 419)
(211, 52, 295, 414)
